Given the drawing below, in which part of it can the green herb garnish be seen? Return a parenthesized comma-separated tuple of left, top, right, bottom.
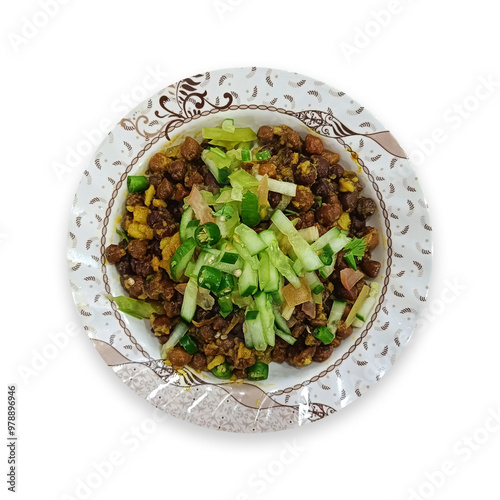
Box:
(343, 237, 367, 270)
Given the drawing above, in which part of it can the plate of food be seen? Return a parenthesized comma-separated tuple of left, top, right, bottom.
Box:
(67, 67, 432, 432)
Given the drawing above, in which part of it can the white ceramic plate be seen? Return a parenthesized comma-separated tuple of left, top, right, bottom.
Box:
(67, 67, 432, 432)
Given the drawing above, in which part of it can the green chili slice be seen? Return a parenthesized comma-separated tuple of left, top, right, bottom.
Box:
(194, 222, 222, 248)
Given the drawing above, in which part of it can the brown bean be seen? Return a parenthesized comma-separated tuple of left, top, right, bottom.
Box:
(331, 164, 345, 179)
(271, 337, 290, 364)
(313, 343, 335, 362)
(166, 159, 187, 181)
(127, 239, 148, 259)
(339, 191, 359, 212)
(268, 192, 282, 209)
(312, 178, 334, 200)
(149, 153, 169, 173)
(361, 226, 380, 251)
(305, 134, 324, 155)
(281, 127, 302, 150)
(180, 136, 202, 161)
(350, 215, 366, 235)
(258, 125, 274, 144)
(356, 197, 377, 219)
(299, 211, 315, 229)
(156, 178, 174, 200)
(115, 257, 132, 276)
(258, 163, 277, 178)
(167, 347, 192, 369)
(204, 171, 220, 191)
(126, 193, 144, 207)
(332, 278, 358, 302)
(312, 155, 330, 178)
(316, 203, 342, 227)
(198, 325, 215, 343)
(321, 150, 341, 165)
(294, 161, 317, 186)
(124, 276, 145, 299)
(189, 353, 207, 371)
(362, 259, 381, 278)
(291, 185, 315, 212)
(173, 183, 189, 203)
(336, 321, 353, 340)
(130, 258, 153, 277)
(184, 169, 204, 188)
(216, 337, 234, 355)
(105, 244, 125, 264)
(288, 345, 316, 367)
(148, 173, 163, 189)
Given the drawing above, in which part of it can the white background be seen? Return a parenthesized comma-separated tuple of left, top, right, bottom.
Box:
(2, 1, 500, 499)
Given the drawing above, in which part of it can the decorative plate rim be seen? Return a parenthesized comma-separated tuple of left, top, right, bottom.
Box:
(68, 67, 432, 433)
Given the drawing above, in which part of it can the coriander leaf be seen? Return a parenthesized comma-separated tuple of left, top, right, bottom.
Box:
(116, 228, 131, 243)
(343, 237, 367, 260)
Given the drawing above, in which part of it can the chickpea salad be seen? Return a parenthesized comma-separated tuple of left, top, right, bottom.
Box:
(105, 120, 382, 382)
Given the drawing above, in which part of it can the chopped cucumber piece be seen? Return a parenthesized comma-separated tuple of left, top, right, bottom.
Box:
(327, 300, 347, 336)
(180, 278, 198, 322)
(170, 238, 197, 281)
(234, 224, 268, 256)
(271, 210, 323, 271)
(161, 321, 189, 358)
(238, 260, 258, 297)
(254, 292, 275, 347)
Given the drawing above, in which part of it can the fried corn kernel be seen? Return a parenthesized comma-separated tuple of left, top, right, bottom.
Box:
(337, 212, 351, 231)
(297, 160, 311, 175)
(161, 233, 181, 260)
(127, 222, 153, 240)
(144, 185, 155, 207)
(291, 152, 299, 165)
(151, 256, 160, 272)
(273, 125, 283, 135)
(339, 178, 356, 192)
(207, 355, 225, 371)
(152, 199, 167, 208)
(133, 206, 150, 224)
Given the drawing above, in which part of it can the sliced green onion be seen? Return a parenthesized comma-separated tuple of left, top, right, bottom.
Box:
(256, 150, 271, 161)
(179, 334, 198, 355)
(211, 362, 233, 379)
(197, 266, 223, 293)
(247, 362, 269, 381)
(194, 222, 222, 249)
(127, 176, 149, 193)
(313, 326, 334, 345)
(319, 244, 334, 266)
